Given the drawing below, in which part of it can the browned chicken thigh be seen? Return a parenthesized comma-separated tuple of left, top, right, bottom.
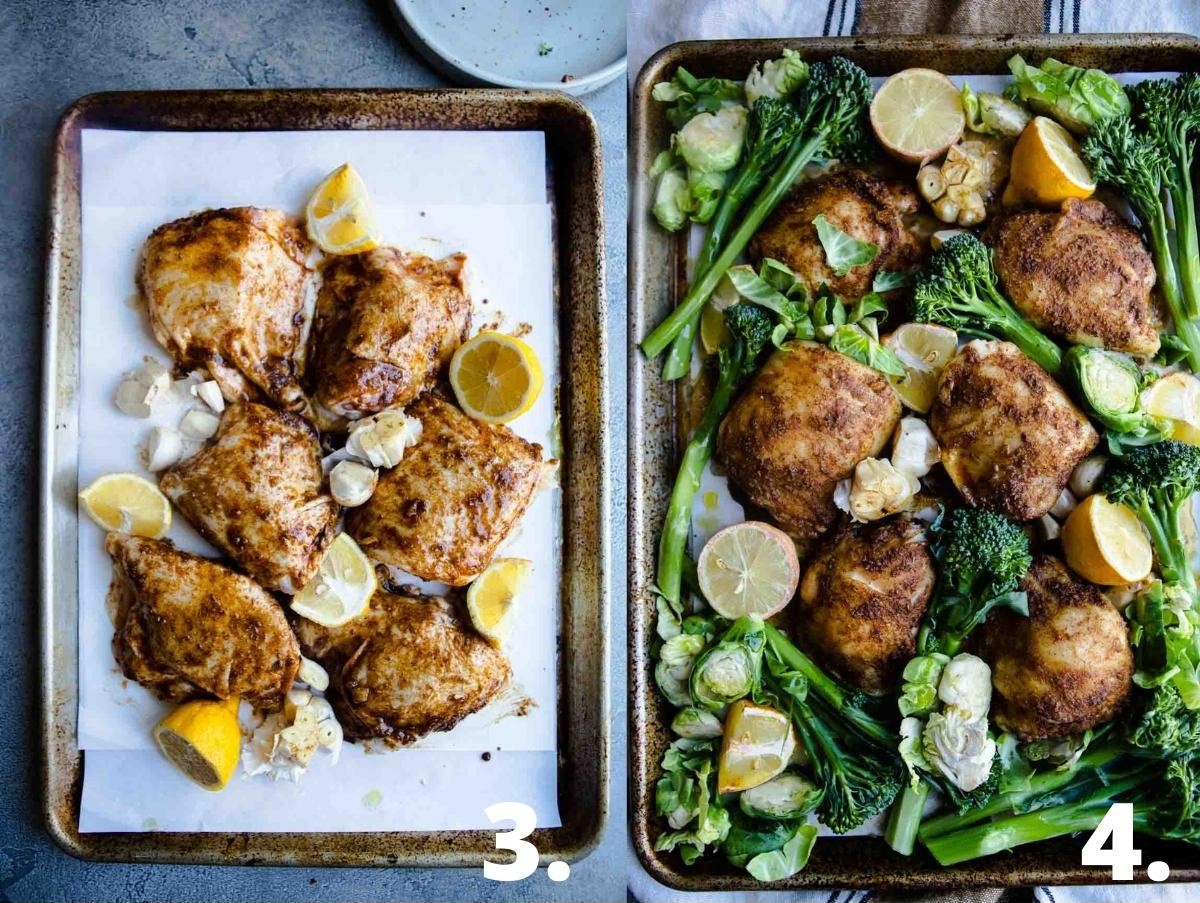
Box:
(159, 402, 339, 593)
(310, 248, 471, 420)
(986, 199, 1160, 356)
(716, 342, 901, 541)
(978, 556, 1133, 740)
(295, 588, 510, 745)
(106, 533, 299, 711)
(930, 340, 1098, 521)
(346, 393, 545, 585)
(749, 168, 921, 299)
(139, 207, 314, 412)
(796, 517, 935, 693)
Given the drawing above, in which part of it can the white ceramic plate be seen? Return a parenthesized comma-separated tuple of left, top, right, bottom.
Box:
(391, 0, 626, 95)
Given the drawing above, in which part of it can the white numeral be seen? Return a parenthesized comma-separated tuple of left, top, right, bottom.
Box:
(483, 802, 539, 881)
(1082, 802, 1142, 881)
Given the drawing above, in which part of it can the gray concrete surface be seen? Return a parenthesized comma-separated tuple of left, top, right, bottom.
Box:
(0, 2, 626, 901)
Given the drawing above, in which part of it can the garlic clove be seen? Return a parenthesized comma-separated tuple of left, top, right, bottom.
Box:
(1069, 454, 1107, 498)
(191, 380, 226, 413)
(296, 655, 330, 691)
(345, 410, 422, 469)
(179, 408, 221, 440)
(144, 426, 184, 471)
(329, 459, 378, 507)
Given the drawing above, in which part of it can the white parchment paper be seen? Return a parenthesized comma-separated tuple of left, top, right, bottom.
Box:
(77, 129, 561, 832)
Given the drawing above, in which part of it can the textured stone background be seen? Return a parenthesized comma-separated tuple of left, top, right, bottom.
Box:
(0, 2, 627, 900)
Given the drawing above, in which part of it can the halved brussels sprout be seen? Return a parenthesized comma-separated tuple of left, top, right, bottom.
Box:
(738, 772, 823, 821)
(672, 706, 724, 739)
(675, 105, 748, 174)
(690, 631, 764, 711)
(1064, 345, 1144, 432)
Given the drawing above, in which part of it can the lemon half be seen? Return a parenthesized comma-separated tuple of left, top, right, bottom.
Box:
(1007, 116, 1096, 207)
(883, 322, 960, 413)
(1143, 372, 1200, 446)
(305, 163, 381, 255)
(696, 521, 800, 620)
(290, 533, 376, 628)
(870, 69, 965, 164)
(449, 331, 544, 424)
(466, 557, 531, 646)
(1062, 493, 1153, 586)
(153, 697, 241, 791)
(79, 472, 172, 538)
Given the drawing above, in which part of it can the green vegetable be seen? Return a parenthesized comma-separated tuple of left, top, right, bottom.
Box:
(654, 736, 732, 864)
(744, 49, 810, 107)
(690, 618, 766, 710)
(960, 83, 1031, 137)
(873, 269, 914, 292)
(642, 56, 875, 361)
(745, 824, 818, 881)
(1132, 76, 1200, 321)
(828, 324, 906, 377)
(1063, 345, 1168, 453)
(739, 772, 823, 820)
(720, 814, 796, 858)
(1082, 113, 1200, 372)
(655, 303, 774, 604)
(651, 166, 689, 232)
(1005, 55, 1130, 134)
(653, 67, 745, 130)
(686, 169, 726, 224)
(659, 97, 808, 379)
(672, 706, 724, 739)
(912, 232, 1064, 376)
(1128, 678, 1200, 758)
(654, 633, 707, 706)
(812, 214, 880, 277)
(676, 105, 748, 174)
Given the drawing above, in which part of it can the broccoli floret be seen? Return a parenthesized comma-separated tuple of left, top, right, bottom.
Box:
(801, 56, 875, 164)
(912, 233, 1064, 375)
(1129, 683, 1200, 758)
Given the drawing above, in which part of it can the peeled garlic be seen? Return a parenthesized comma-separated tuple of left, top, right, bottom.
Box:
(1049, 487, 1077, 520)
(891, 418, 940, 480)
(191, 380, 225, 413)
(144, 426, 184, 471)
(848, 457, 919, 522)
(1038, 514, 1061, 542)
(345, 410, 422, 469)
(180, 409, 221, 440)
(930, 229, 967, 250)
(330, 460, 378, 507)
(1069, 455, 1107, 498)
(114, 358, 172, 417)
(296, 655, 330, 692)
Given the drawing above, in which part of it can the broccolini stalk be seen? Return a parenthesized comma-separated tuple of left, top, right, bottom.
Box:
(660, 99, 808, 380)
(642, 56, 875, 360)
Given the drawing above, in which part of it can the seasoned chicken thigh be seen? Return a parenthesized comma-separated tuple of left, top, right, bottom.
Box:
(346, 393, 545, 585)
(139, 207, 314, 412)
(310, 248, 471, 420)
(716, 342, 901, 541)
(978, 556, 1133, 740)
(749, 168, 921, 300)
(930, 340, 1098, 521)
(295, 588, 510, 745)
(106, 533, 299, 711)
(986, 199, 1160, 356)
(796, 517, 935, 693)
(160, 402, 339, 593)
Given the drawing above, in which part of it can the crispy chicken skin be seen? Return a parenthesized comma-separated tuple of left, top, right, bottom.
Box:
(978, 556, 1133, 740)
(985, 199, 1160, 356)
(716, 342, 901, 540)
(796, 517, 935, 693)
(930, 340, 1098, 521)
(346, 393, 544, 585)
(139, 207, 314, 412)
(310, 248, 471, 420)
(295, 588, 510, 745)
(106, 533, 299, 711)
(748, 168, 921, 299)
(160, 402, 339, 593)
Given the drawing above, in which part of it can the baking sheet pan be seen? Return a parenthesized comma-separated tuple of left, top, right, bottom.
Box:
(628, 33, 1200, 892)
(42, 88, 608, 866)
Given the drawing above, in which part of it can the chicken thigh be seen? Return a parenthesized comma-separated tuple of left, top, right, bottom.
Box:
(139, 207, 314, 412)
(106, 533, 299, 711)
(749, 167, 921, 300)
(978, 556, 1133, 740)
(159, 402, 339, 593)
(716, 342, 901, 540)
(309, 248, 471, 421)
(345, 393, 545, 585)
(930, 340, 1098, 521)
(294, 588, 510, 745)
(796, 517, 935, 693)
(986, 199, 1160, 356)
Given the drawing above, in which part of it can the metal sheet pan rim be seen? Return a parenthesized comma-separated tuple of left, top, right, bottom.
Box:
(42, 87, 609, 867)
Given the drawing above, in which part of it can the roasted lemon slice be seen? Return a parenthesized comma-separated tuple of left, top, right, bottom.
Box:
(1062, 493, 1153, 586)
(1143, 371, 1200, 446)
(153, 697, 241, 791)
(696, 521, 799, 620)
(449, 331, 544, 424)
(870, 69, 965, 164)
(466, 557, 532, 646)
(1006, 116, 1096, 207)
(305, 162, 380, 255)
(718, 700, 797, 794)
(883, 323, 959, 413)
(290, 533, 376, 627)
(78, 472, 172, 538)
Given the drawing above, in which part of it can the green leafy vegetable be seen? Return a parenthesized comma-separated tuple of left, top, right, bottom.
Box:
(744, 49, 810, 107)
(1005, 55, 1130, 134)
(960, 83, 1031, 137)
(1063, 345, 1168, 453)
(745, 824, 818, 881)
(873, 269, 914, 292)
(653, 67, 745, 130)
(690, 618, 766, 710)
(813, 214, 880, 277)
(828, 324, 906, 377)
(675, 105, 749, 174)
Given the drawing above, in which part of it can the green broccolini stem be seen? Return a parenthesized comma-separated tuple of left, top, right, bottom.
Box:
(980, 279, 1064, 375)
(1170, 163, 1200, 321)
(1147, 206, 1200, 372)
(885, 781, 930, 856)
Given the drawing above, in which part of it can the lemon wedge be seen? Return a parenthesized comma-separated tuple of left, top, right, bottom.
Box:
(699, 301, 732, 355)
(449, 331, 544, 424)
(290, 533, 376, 627)
(1007, 116, 1096, 207)
(883, 323, 960, 413)
(79, 472, 172, 538)
(869, 69, 965, 164)
(153, 697, 241, 791)
(718, 700, 797, 794)
(1142, 371, 1200, 446)
(305, 163, 381, 255)
(1062, 493, 1153, 586)
(466, 557, 532, 646)
(696, 521, 800, 620)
